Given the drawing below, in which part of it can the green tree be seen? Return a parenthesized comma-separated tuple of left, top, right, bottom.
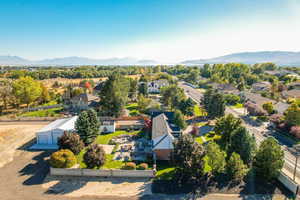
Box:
(226, 152, 248, 182)
(40, 83, 51, 104)
(75, 109, 100, 144)
(174, 109, 187, 129)
(262, 102, 275, 115)
(253, 137, 284, 180)
(138, 82, 148, 96)
(160, 84, 186, 110)
(206, 142, 226, 174)
(285, 104, 300, 126)
(99, 73, 130, 117)
(179, 98, 195, 116)
(172, 134, 206, 183)
(229, 127, 257, 165)
(215, 114, 242, 151)
(128, 79, 138, 100)
(202, 89, 225, 119)
(0, 80, 13, 109)
(137, 94, 151, 113)
(12, 76, 42, 107)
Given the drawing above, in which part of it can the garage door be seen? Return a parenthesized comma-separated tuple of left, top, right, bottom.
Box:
(38, 135, 48, 144)
(52, 132, 62, 144)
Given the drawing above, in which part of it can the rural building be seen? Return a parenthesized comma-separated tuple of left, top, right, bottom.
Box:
(251, 81, 271, 92)
(147, 80, 169, 93)
(70, 93, 100, 111)
(151, 112, 181, 160)
(32, 116, 78, 149)
(283, 89, 300, 99)
(99, 117, 116, 133)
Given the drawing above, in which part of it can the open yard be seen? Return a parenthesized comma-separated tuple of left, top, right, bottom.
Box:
(19, 107, 64, 117)
(76, 130, 147, 169)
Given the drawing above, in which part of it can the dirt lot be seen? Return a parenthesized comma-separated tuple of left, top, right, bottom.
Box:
(0, 121, 50, 168)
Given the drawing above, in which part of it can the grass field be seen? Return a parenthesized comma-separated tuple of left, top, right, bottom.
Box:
(19, 107, 63, 117)
(125, 103, 140, 116)
(231, 103, 244, 109)
(194, 105, 206, 117)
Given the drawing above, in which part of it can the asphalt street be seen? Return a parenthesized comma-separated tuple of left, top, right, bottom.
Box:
(178, 81, 300, 184)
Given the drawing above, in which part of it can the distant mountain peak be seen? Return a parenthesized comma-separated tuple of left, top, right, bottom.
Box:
(181, 51, 300, 66)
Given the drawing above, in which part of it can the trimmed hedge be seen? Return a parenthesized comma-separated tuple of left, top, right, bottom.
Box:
(137, 163, 148, 170)
(122, 162, 136, 170)
(49, 149, 77, 168)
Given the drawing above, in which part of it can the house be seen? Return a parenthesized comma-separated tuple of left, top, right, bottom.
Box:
(99, 117, 116, 133)
(147, 80, 169, 93)
(151, 112, 181, 160)
(211, 83, 240, 95)
(282, 89, 300, 99)
(251, 81, 271, 92)
(288, 82, 300, 90)
(31, 116, 78, 149)
(70, 93, 100, 111)
(274, 102, 289, 115)
(243, 92, 275, 107)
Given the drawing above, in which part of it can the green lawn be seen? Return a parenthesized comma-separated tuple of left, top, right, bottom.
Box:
(76, 152, 124, 169)
(76, 130, 144, 169)
(94, 130, 140, 145)
(125, 103, 140, 116)
(194, 105, 206, 117)
(155, 161, 176, 180)
(195, 136, 204, 144)
(195, 132, 221, 144)
(19, 107, 63, 117)
(231, 103, 244, 109)
(155, 157, 211, 180)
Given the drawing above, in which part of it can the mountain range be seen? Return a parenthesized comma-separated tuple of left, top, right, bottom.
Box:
(1, 51, 300, 66)
(0, 56, 158, 66)
(181, 51, 300, 66)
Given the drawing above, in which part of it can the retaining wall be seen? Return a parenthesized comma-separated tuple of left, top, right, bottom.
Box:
(50, 167, 155, 178)
(278, 171, 298, 195)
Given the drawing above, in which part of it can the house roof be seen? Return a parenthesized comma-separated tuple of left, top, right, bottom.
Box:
(37, 116, 78, 133)
(71, 93, 99, 103)
(244, 92, 275, 107)
(274, 102, 289, 114)
(153, 134, 174, 150)
(283, 89, 300, 98)
(151, 113, 172, 139)
(252, 81, 271, 88)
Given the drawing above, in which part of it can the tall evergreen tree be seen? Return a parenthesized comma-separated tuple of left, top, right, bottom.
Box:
(75, 109, 100, 144)
(253, 137, 284, 180)
(202, 89, 225, 119)
(215, 114, 242, 151)
(98, 73, 130, 117)
(229, 127, 257, 165)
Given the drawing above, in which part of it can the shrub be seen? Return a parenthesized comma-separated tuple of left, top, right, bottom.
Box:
(83, 144, 106, 169)
(58, 132, 84, 155)
(224, 94, 240, 105)
(290, 126, 300, 139)
(122, 162, 136, 170)
(137, 163, 148, 170)
(49, 149, 77, 168)
(257, 115, 268, 122)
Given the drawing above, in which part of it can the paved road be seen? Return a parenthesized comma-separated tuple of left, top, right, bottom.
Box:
(178, 81, 300, 184)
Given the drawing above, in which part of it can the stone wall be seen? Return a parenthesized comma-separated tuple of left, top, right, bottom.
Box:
(50, 167, 155, 178)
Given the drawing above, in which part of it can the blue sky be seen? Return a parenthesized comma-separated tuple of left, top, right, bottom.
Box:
(0, 0, 299, 63)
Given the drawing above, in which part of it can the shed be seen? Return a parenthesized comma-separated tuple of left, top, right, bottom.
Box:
(32, 116, 78, 149)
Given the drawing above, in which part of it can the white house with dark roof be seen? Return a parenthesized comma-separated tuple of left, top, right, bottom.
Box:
(147, 80, 169, 93)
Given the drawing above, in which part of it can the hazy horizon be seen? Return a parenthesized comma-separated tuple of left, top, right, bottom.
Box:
(1, 0, 300, 63)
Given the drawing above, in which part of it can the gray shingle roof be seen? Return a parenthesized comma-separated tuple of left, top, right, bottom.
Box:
(151, 113, 172, 139)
